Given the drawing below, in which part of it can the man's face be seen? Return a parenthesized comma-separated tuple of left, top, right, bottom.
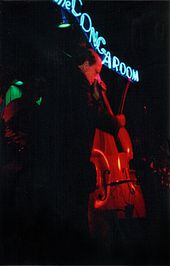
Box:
(82, 56, 102, 85)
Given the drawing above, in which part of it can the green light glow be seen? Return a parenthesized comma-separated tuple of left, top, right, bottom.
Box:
(36, 96, 42, 106)
(58, 23, 71, 28)
(5, 85, 22, 105)
(5, 80, 43, 106)
(13, 80, 24, 86)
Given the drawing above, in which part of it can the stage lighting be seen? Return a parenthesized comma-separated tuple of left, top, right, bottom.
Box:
(57, 8, 71, 29)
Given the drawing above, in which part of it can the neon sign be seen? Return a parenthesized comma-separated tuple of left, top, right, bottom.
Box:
(53, 0, 139, 82)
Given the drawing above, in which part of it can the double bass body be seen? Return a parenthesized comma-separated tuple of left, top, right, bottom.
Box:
(88, 81, 146, 234)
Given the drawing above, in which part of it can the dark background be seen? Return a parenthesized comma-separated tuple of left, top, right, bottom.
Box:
(0, 1, 170, 264)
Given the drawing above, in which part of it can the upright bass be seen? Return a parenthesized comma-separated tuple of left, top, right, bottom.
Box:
(88, 78, 146, 233)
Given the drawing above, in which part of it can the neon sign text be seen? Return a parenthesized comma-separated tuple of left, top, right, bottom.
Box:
(53, 0, 139, 82)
